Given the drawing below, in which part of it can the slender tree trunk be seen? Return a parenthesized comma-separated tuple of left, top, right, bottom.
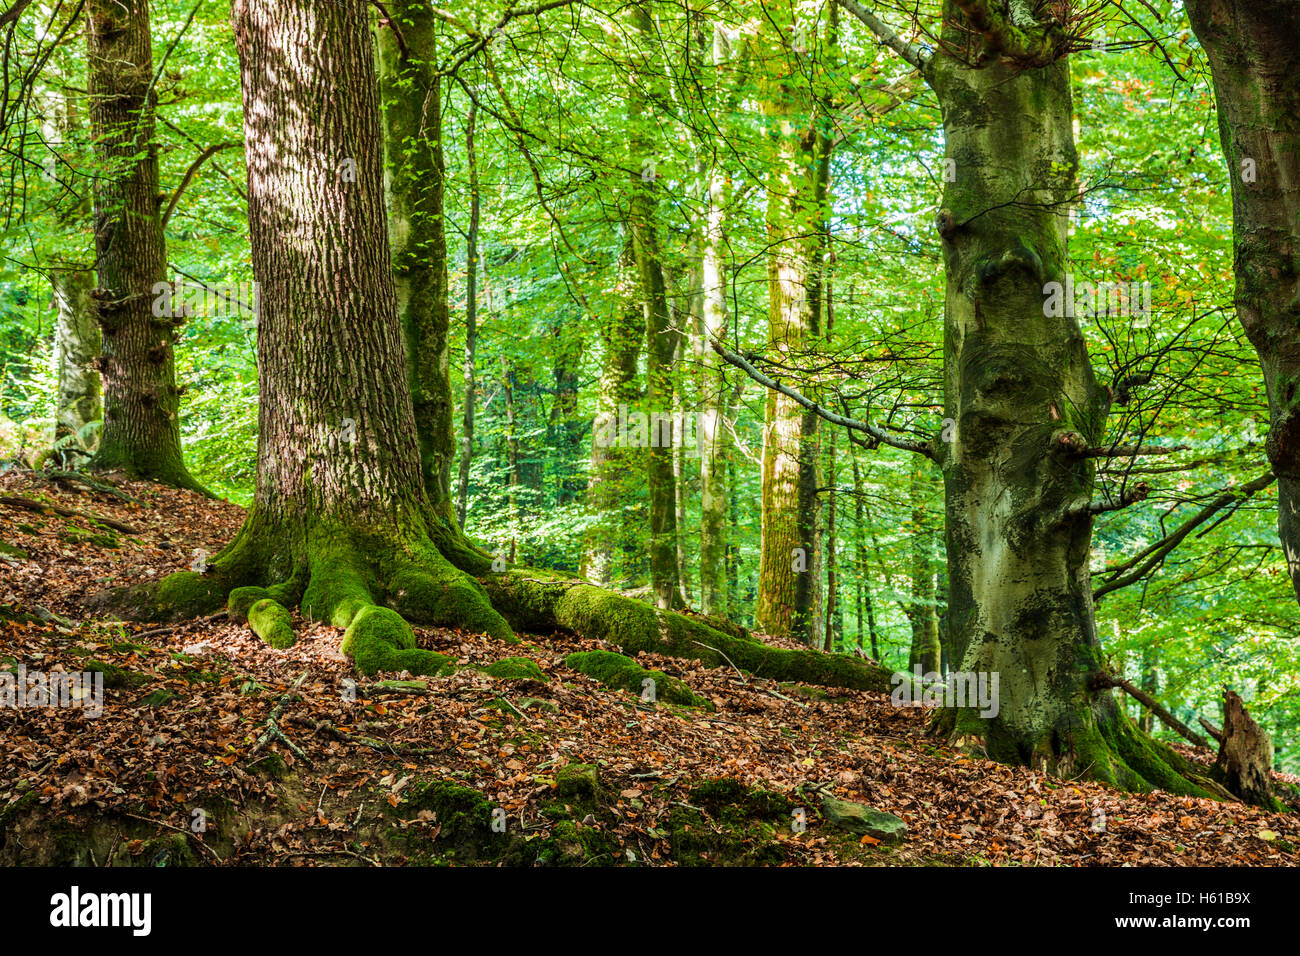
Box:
(502, 354, 521, 563)
(755, 24, 829, 643)
(906, 462, 940, 673)
(1185, 0, 1300, 607)
(85, 0, 200, 490)
(51, 269, 100, 455)
(456, 100, 480, 527)
(581, 248, 642, 586)
(375, 1, 455, 511)
(42, 79, 101, 458)
(627, 1, 683, 610)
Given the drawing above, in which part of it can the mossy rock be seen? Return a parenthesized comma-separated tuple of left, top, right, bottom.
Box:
(563, 649, 710, 708)
(820, 795, 908, 844)
(483, 656, 548, 682)
(141, 832, 198, 867)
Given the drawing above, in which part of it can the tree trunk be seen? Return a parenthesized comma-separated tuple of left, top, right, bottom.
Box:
(51, 269, 100, 456)
(456, 100, 480, 528)
(1214, 689, 1279, 809)
(580, 248, 642, 587)
(627, 1, 683, 610)
(1185, 0, 1300, 607)
(42, 78, 101, 460)
(85, 0, 200, 490)
(928, 7, 1207, 794)
(755, 24, 829, 643)
(376, 1, 455, 510)
(906, 463, 940, 673)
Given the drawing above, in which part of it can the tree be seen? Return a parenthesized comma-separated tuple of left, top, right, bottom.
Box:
(130, 0, 895, 699)
(85, 0, 201, 490)
(832, 0, 1219, 793)
(1185, 0, 1300, 607)
(754, 13, 831, 644)
(376, 0, 455, 508)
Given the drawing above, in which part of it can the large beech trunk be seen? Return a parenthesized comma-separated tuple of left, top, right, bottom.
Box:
(85, 0, 200, 489)
(926, 5, 1210, 794)
(1185, 0, 1300, 607)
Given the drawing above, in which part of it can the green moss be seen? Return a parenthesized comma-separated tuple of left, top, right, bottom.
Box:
(247, 598, 295, 649)
(484, 571, 895, 693)
(0, 541, 29, 559)
(392, 780, 507, 862)
(340, 605, 454, 677)
(155, 571, 229, 618)
(669, 778, 795, 866)
(484, 656, 548, 682)
(227, 586, 272, 624)
(84, 660, 149, 690)
(386, 567, 515, 641)
(564, 649, 709, 708)
(555, 763, 601, 802)
(140, 688, 176, 707)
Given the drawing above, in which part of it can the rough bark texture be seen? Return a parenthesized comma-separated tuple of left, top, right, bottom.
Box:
(1185, 0, 1300, 606)
(85, 0, 200, 490)
(928, 3, 1210, 794)
(376, 1, 455, 510)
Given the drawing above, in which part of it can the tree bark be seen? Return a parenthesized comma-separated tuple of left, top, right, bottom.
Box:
(627, 1, 683, 610)
(456, 99, 480, 528)
(376, 1, 455, 510)
(580, 247, 642, 587)
(1185, 0, 1300, 607)
(85, 0, 200, 490)
(755, 21, 829, 643)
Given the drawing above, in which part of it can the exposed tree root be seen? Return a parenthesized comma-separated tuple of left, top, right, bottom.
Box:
(99, 509, 899, 693)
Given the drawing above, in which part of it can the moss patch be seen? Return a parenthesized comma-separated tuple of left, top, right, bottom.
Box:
(564, 649, 709, 708)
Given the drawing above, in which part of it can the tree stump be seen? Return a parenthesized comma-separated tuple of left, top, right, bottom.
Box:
(1215, 689, 1275, 808)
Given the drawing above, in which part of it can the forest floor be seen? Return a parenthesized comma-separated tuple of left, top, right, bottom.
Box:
(2, 471, 1298, 867)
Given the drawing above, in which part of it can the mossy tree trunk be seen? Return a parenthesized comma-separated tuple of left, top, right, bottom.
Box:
(1186, 0, 1300, 608)
(85, 0, 201, 491)
(376, 1, 456, 515)
(143, 0, 512, 675)
(580, 247, 642, 587)
(456, 101, 480, 528)
(627, 1, 684, 610)
(42, 77, 101, 459)
(920, 3, 1211, 794)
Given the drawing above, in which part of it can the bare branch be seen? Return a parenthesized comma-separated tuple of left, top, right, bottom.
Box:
(711, 341, 936, 461)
